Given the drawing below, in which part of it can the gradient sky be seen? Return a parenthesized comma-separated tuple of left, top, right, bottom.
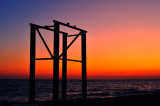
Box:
(0, 0, 160, 79)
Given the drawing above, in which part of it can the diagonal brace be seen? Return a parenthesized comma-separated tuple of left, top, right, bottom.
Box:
(36, 29, 54, 58)
(59, 32, 81, 58)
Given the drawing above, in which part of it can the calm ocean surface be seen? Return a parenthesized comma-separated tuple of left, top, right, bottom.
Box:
(0, 79, 160, 102)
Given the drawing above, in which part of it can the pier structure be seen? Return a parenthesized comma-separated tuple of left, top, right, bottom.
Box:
(29, 20, 87, 101)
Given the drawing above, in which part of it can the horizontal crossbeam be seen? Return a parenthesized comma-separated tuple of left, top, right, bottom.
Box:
(35, 58, 82, 62)
(35, 58, 53, 60)
(30, 23, 66, 34)
(44, 25, 54, 28)
(53, 20, 87, 33)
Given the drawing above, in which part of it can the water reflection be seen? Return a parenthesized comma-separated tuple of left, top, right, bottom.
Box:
(0, 79, 160, 102)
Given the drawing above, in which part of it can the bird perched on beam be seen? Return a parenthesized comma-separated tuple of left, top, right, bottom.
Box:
(67, 22, 70, 26)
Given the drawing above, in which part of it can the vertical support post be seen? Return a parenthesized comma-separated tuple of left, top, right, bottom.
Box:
(53, 21, 60, 99)
(62, 33, 67, 98)
(29, 24, 36, 102)
(81, 31, 87, 98)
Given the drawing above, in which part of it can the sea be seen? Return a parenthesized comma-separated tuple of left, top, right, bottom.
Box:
(0, 79, 160, 102)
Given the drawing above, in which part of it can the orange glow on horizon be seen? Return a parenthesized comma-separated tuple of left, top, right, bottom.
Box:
(1, 1, 160, 79)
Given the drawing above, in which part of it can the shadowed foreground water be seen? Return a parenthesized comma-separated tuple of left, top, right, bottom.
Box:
(0, 79, 160, 102)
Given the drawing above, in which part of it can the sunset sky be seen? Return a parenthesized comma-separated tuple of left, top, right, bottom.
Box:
(1, 0, 160, 79)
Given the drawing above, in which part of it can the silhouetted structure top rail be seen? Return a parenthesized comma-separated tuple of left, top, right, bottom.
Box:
(30, 23, 66, 34)
(53, 20, 87, 32)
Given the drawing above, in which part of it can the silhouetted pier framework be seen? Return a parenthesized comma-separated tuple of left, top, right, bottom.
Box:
(29, 20, 87, 102)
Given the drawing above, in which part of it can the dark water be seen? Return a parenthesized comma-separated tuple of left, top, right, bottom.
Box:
(0, 79, 160, 102)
